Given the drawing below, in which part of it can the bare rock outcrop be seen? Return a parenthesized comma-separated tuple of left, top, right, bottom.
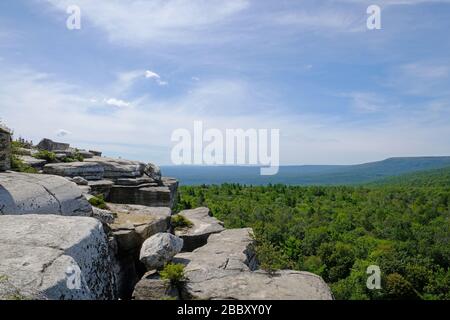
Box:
(43, 162, 104, 180)
(0, 172, 92, 216)
(0, 215, 117, 300)
(139, 233, 183, 270)
(174, 228, 333, 300)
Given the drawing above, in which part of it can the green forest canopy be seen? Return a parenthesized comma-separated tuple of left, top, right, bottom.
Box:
(175, 166, 450, 300)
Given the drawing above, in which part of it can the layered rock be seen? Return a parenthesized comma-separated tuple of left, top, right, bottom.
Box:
(0, 172, 92, 216)
(175, 207, 225, 251)
(108, 177, 178, 208)
(0, 215, 117, 300)
(37, 138, 69, 152)
(0, 125, 11, 171)
(139, 233, 183, 270)
(84, 157, 145, 179)
(174, 228, 333, 300)
(88, 179, 114, 198)
(43, 162, 104, 180)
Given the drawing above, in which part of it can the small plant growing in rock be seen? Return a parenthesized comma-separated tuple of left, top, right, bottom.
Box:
(88, 195, 108, 210)
(160, 263, 186, 287)
(171, 215, 193, 230)
(33, 150, 57, 163)
(253, 236, 291, 276)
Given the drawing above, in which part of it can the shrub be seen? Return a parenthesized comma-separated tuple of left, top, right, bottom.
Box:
(253, 236, 291, 275)
(160, 263, 185, 287)
(171, 215, 193, 230)
(88, 195, 108, 210)
(33, 150, 57, 163)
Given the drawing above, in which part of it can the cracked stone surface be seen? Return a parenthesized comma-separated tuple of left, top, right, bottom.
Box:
(0, 172, 92, 216)
(174, 228, 333, 300)
(0, 215, 117, 300)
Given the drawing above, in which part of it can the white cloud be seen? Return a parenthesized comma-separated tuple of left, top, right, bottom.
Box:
(145, 70, 168, 86)
(104, 98, 131, 109)
(56, 129, 71, 137)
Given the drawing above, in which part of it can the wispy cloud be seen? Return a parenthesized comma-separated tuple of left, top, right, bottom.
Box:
(43, 0, 250, 46)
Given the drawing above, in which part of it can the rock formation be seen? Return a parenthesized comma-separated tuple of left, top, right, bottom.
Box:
(174, 228, 333, 300)
(0, 132, 333, 300)
(174, 207, 225, 251)
(0, 172, 92, 216)
(0, 125, 11, 171)
(0, 215, 117, 300)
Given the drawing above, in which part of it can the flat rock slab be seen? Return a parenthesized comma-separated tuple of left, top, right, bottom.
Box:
(174, 228, 333, 300)
(0, 215, 117, 300)
(175, 207, 225, 251)
(84, 157, 145, 178)
(108, 204, 171, 253)
(43, 162, 104, 180)
(0, 172, 92, 216)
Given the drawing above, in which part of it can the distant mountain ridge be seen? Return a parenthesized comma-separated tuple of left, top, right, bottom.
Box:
(162, 156, 450, 185)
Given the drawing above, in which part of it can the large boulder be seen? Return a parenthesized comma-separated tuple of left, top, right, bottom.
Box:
(84, 156, 145, 179)
(0, 172, 92, 216)
(174, 228, 333, 300)
(43, 162, 104, 180)
(139, 233, 183, 270)
(175, 207, 225, 251)
(37, 138, 70, 152)
(0, 215, 117, 300)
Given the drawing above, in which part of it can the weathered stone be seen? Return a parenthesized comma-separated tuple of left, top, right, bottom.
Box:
(115, 177, 156, 186)
(108, 204, 171, 241)
(132, 271, 179, 300)
(140, 233, 183, 270)
(84, 156, 145, 178)
(108, 182, 178, 208)
(88, 179, 114, 198)
(14, 147, 33, 156)
(89, 150, 102, 157)
(72, 176, 89, 186)
(175, 207, 225, 251)
(37, 138, 69, 152)
(107, 204, 172, 298)
(144, 163, 162, 182)
(0, 125, 11, 171)
(0, 215, 117, 300)
(174, 228, 333, 300)
(18, 155, 47, 169)
(92, 207, 115, 224)
(0, 172, 92, 216)
(77, 150, 94, 159)
(43, 162, 104, 180)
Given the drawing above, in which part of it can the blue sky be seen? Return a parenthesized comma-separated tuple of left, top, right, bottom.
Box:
(1, 0, 450, 165)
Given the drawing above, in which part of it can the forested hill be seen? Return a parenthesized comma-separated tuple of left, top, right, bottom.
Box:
(369, 166, 450, 187)
(175, 165, 450, 300)
(162, 156, 450, 185)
